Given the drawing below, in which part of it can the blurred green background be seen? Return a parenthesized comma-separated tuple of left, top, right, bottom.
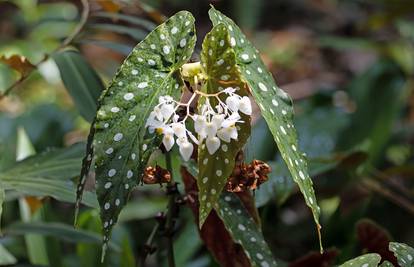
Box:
(0, 0, 413, 266)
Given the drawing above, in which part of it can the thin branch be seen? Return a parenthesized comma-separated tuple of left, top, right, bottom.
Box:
(60, 0, 90, 48)
(362, 179, 414, 216)
(139, 216, 162, 267)
(0, 0, 90, 100)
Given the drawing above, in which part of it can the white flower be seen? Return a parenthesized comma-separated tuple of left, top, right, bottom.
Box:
(172, 114, 180, 123)
(145, 88, 252, 160)
(171, 122, 186, 138)
(238, 96, 252, 115)
(179, 140, 193, 161)
(217, 125, 238, 142)
(204, 121, 218, 138)
(154, 106, 164, 121)
(160, 103, 175, 119)
(176, 136, 187, 146)
(206, 136, 220, 154)
(186, 130, 199, 145)
(212, 114, 225, 128)
(216, 104, 223, 113)
(159, 95, 173, 103)
(226, 95, 240, 112)
(223, 87, 236, 94)
(194, 115, 206, 133)
(222, 112, 241, 128)
(162, 132, 175, 151)
(145, 111, 164, 133)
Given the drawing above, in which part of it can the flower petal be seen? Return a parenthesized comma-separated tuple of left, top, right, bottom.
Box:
(223, 86, 236, 94)
(162, 134, 175, 151)
(225, 95, 240, 112)
(205, 122, 218, 138)
(217, 128, 231, 142)
(179, 141, 194, 161)
(194, 115, 206, 133)
(239, 96, 252, 115)
(171, 122, 187, 138)
(206, 136, 221, 154)
(212, 114, 225, 128)
(160, 104, 175, 119)
(154, 106, 163, 121)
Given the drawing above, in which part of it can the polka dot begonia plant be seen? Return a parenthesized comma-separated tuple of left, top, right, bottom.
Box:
(75, 7, 322, 261)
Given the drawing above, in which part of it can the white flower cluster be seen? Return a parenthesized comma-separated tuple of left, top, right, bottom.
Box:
(145, 87, 252, 161)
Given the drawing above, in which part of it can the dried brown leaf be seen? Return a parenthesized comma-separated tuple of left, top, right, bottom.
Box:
(0, 55, 35, 77)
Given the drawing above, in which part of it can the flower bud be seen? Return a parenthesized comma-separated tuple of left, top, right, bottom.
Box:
(179, 141, 193, 161)
(239, 96, 252, 115)
(206, 136, 220, 154)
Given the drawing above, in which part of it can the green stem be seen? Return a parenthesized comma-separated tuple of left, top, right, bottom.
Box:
(165, 153, 176, 267)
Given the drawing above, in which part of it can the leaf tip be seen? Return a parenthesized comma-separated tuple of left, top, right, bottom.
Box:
(198, 207, 209, 229)
(101, 241, 108, 263)
(73, 207, 79, 228)
(317, 223, 323, 254)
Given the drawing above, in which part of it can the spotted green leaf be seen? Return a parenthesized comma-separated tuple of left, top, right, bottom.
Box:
(197, 23, 251, 226)
(389, 242, 414, 267)
(75, 122, 96, 225)
(76, 11, 196, 259)
(217, 193, 277, 267)
(379, 261, 393, 267)
(339, 253, 381, 267)
(208, 7, 321, 241)
(185, 162, 276, 267)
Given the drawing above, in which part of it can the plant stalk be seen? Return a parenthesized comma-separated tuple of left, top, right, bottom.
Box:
(139, 221, 160, 267)
(165, 153, 177, 267)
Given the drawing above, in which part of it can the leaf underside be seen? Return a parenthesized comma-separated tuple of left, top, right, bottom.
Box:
(0, 144, 97, 208)
(208, 7, 321, 240)
(217, 193, 277, 267)
(389, 242, 414, 267)
(197, 23, 251, 226)
(75, 10, 197, 257)
(339, 253, 381, 267)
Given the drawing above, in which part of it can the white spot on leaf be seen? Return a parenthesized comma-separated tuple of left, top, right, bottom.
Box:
(108, 169, 116, 177)
(179, 38, 186, 48)
(114, 133, 123, 141)
(111, 107, 120, 113)
(258, 82, 268, 92)
(123, 93, 134, 101)
(138, 82, 148, 88)
(163, 45, 170, 54)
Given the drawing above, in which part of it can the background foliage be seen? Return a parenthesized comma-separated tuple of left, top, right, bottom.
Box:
(0, 0, 413, 266)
